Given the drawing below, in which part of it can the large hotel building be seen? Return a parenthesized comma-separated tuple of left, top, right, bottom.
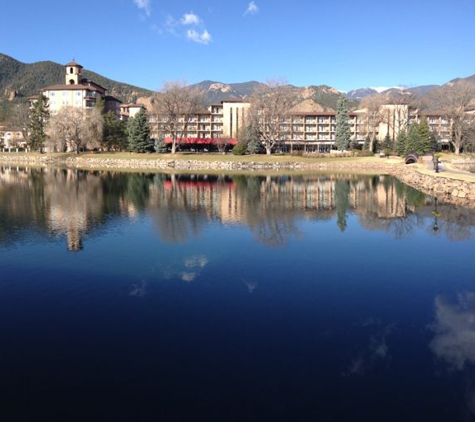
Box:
(15, 60, 453, 152)
(149, 100, 452, 152)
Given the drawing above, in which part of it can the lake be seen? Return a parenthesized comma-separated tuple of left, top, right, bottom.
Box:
(1, 167, 475, 421)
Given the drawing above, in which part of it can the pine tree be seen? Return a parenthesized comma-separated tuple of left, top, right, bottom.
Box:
(383, 132, 393, 151)
(28, 94, 49, 152)
(417, 117, 433, 154)
(127, 108, 153, 152)
(405, 123, 419, 155)
(363, 135, 370, 151)
(245, 124, 262, 154)
(155, 136, 169, 153)
(103, 111, 127, 151)
(395, 130, 407, 156)
(335, 95, 351, 152)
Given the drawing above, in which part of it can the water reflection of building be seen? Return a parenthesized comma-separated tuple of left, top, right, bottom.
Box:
(146, 174, 416, 244)
(46, 169, 104, 251)
(2, 168, 475, 248)
(149, 174, 411, 220)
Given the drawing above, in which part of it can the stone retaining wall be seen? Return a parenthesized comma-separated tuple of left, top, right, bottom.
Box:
(0, 154, 398, 172)
(390, 165, 475, 207)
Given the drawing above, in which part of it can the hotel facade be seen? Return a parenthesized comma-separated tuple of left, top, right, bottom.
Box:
(25, 61, 456, 152)
(151, 100, 453, 152)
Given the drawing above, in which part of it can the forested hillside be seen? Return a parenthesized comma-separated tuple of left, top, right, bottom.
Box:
(0, 53, 152, 122)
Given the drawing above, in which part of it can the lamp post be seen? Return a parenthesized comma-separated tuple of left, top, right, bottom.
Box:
(433, 153, 439, 173)
(432, 197, 439, 232)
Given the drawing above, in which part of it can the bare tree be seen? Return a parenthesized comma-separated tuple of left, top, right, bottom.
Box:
(151, 80, 205, 154)
(248, 79, 296, 155)
(213, 137, 231, 153)
(360, 95, 384, 152)
(431, 81, 475, 154)
(8, 102, 30, 147)
(48, 106, 103, 153)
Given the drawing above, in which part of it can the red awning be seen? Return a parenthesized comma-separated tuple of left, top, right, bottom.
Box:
(164, 137, 237, 145)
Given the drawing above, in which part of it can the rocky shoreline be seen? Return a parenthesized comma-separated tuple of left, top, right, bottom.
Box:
(2, 154, 475, 208)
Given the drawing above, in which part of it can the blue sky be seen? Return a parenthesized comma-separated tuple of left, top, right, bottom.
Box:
(1, 0, 475, 92)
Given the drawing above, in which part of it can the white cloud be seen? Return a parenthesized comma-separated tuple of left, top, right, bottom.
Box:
(181, 12, 201, 25)
(162, 14, 179, 35)
(244, 1, 259, 16)
(187, 29, 212, 45)
(133, 0, 151, 17)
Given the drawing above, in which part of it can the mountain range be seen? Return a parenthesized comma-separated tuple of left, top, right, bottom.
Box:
(1, 52, 474, 124)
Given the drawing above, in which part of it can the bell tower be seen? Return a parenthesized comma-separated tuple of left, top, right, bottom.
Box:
(65, 60, 83, 85)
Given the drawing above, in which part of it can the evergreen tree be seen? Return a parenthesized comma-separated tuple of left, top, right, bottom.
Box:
(396, 130, 407, 156)
(382, 132, 393, 151)
(155, 136, 169, 153)
(405, 123, 419, 155)
(417, 117, 433, 154)
(28, 94, 49, 152)
(127, 108, 153, 152)
(103, 111, 127, 151)
(245, 124, 263, 154)
(335, 95, 351, 152)
(430, 132, 439, 152)
(363, 135, 370, 151)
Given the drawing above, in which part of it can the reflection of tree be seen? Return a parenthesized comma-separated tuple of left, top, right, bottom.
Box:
(2, 168, 475, 248)
(335, 179, 350, 232)
(238, 176, 303, 247)
(126, 173, 152, 211)
(148, 175, 209, 243)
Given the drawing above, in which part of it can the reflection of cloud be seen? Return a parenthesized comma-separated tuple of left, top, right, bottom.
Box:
(153, 255, 209, 283)
(242, 278, 258, 293)
(430, 292, 475, 370)
(342, 321, 395, 377)
(130, 279, 147, 297)
(184, 255, 208, 268)
(181, 272, 196, 282)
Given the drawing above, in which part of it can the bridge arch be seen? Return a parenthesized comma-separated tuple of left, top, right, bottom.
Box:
(405, 153, 419, 164)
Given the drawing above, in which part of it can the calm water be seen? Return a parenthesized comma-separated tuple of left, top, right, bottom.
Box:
(1, 167, 475, 421)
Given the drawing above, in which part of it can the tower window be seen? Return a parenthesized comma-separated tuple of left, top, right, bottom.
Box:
(70, 67, 74, 74)
(69, 79, 75, 85)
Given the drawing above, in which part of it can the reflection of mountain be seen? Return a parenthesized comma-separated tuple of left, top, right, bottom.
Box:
(1, 167, 475, 248)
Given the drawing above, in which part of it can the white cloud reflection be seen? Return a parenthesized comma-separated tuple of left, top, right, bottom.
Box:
(430, 292, 475, 370)
(342, 320, 395, 377)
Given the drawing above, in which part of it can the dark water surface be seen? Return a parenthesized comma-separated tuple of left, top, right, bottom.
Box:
(1, 167, 475, 421)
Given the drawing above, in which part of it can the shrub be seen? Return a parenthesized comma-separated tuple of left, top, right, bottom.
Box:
(356, 150, 374, 157)
(232, 143, 247, 155)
